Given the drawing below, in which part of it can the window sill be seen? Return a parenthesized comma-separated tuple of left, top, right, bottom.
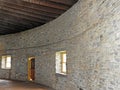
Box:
(1, 68, 11, 70)
(55, 73, 67, 77)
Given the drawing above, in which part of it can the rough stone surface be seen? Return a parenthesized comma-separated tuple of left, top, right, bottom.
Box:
(0, 0, 120, 90)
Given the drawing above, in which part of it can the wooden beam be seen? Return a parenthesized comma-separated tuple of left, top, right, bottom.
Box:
(0, 24, 40, 35)
(0, 21, 34, 31)
(22, 0, 70, 10)
(0, 9, 47, 24)
(0, 25, 15, 30)
(0, 16, 30, 28)
(2, 3, 57, 19)
(2, 6, 53, 21)
(0, 0, 77, 35)
(0, 13, 44, 27)
(0, 16, 33, 27)
(0, 28, 22, 35)
(2, 1, 60, 18)
(0, 20, 28, 30)
(0, 14, 44, 33)
(2, 0, 65, 14)
(49, 0, 77, 5)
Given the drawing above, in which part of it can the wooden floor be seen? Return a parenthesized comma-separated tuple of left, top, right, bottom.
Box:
(0, 79, 54, 90)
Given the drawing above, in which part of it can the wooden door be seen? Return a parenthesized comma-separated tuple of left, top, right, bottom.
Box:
(28, 57, 35, 81)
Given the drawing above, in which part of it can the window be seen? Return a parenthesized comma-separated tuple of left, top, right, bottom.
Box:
(1, 55, 11, 69)
(56, 51, 67, 75)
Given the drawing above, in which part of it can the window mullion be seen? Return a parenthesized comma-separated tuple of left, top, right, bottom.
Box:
(5, 57, 7, 68)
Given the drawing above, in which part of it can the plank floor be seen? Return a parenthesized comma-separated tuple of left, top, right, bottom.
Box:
(0, 79, 54, 90)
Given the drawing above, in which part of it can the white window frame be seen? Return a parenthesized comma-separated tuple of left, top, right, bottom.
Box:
(1, 55, 11, 69)
(56, 51, 67, 75)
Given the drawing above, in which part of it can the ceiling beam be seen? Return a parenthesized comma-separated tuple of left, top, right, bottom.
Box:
(1, 1, 60, 18)
(2, 6, 54, 21)
(0, 9, 47, 24)
(49, 0, 77, 5)
(0, 21, 35, 31)
(0, 25, 18, 32)
(2, 3, 57, 19)
(0, 0, 77, 35)
(0, 13, 44, 27)
(0, 28, 22, 35)
(2, 0, 65, 14)
(0, 19, 28, 29)
(0, 16, 33, 27)
(0, 24, 38, 35)
(22, 0, 70, 10)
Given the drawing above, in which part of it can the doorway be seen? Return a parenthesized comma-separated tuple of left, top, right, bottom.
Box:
(28, 57, 35, 81)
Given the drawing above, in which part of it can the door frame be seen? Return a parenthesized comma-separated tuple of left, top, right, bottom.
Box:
(28, 57, 35, 81)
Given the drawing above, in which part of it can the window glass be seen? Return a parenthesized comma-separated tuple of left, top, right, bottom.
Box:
(56, 51, 67, 75)
(1, 55, 11, 69)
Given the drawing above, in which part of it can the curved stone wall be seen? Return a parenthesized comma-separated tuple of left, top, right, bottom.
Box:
(0, 0, 120, 90)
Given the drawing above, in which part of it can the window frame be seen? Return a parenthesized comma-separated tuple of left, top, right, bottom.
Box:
(56, 51, 67, 75)
(61, 52, 67, 74)
(1, 55, 12, 69)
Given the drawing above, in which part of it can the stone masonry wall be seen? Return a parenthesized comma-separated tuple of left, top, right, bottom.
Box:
(0, 0, 120, 90)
